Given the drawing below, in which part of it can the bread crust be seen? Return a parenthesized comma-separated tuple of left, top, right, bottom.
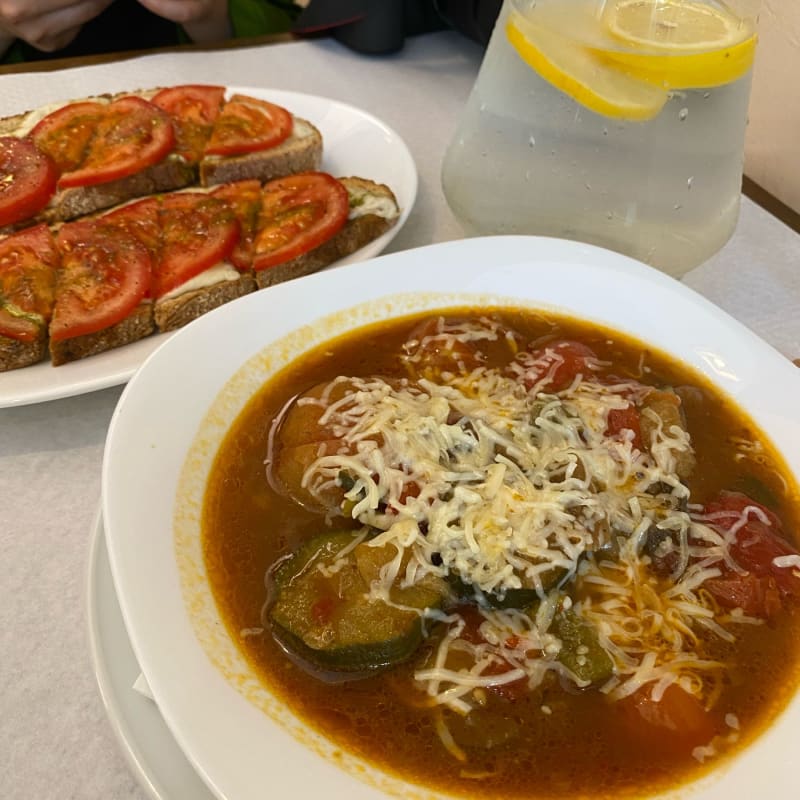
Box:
(0, 111, 35, 136)
(154, 273, 255, 333)
(48, 302, 154, 366)
(0, 330, 47, 371)
(40, 159, 196, 226)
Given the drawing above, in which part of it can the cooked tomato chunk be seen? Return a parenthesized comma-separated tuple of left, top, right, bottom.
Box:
(268, 378, 377, 513)
(400, 316, 485, 379)
(605, 401, 643, 449)
(620, 684, 718, 757)
(511, 339, 599, 392)
(701, 491, 800, 616)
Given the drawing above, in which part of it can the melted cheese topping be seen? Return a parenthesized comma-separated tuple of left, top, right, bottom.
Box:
(292, 322, 764, 715)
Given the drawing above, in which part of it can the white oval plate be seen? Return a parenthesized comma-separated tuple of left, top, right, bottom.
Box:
(0, 86, 417, 409)
(103, 235, 800, 800)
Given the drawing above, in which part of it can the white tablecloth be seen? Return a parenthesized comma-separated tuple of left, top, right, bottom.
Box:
(1, 31, 798, 800)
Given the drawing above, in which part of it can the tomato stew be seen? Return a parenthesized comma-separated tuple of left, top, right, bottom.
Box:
(203, 308, 800, 800)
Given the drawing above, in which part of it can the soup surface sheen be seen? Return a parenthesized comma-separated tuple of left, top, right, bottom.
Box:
(203, 308, 800, 800)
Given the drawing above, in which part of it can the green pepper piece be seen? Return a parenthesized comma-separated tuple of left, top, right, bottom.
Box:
(553, 608, 614, 686)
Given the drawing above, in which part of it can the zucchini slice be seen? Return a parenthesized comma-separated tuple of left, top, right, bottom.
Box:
(269, 529, 447, 680)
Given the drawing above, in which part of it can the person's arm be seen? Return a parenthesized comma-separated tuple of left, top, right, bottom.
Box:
(135, 0, 232, 43)
(0, 0, 114, 57)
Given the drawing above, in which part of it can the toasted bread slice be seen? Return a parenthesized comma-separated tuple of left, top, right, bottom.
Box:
(199, 118, 323, 187)
(0, 332, 48, 371)
(154, 271, 255, 333)
(49, 301, 154, 366)
(254, 177, 400, 290)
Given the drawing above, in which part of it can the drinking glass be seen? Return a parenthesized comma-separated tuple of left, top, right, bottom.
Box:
(441, 0, 760, 277)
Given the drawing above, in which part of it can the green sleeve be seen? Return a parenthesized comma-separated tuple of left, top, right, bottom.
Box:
(228, 0, 298, 38)
(1, 40, 27, 64)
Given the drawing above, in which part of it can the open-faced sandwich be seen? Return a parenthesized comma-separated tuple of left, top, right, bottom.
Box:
(0, 171, 400, 371)
(0, 85, 322, 233)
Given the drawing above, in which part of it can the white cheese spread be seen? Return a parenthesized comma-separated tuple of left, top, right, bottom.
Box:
(158, 261, 240, 302)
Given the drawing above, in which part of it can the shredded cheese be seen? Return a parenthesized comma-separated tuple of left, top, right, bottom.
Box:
(283, 320, 775, 715)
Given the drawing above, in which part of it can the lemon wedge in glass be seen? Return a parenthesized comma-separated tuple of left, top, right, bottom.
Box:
(506, 12, 668, 121)
(603, 0, 757, 89)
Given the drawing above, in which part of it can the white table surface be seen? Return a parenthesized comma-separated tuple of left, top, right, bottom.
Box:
(1, 30, 799, 800)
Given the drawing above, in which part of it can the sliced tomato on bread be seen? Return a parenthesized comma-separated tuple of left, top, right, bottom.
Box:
(153, 192, 240, 298)
(51, 220, 152, 342)
(205, 95, 293, 157)
(101, 197, 163, 267)
(30, 101, 102, 175)
(152, 85, 226, 164)
(253, 172, 349, 271)
(34, 96, 175, 190)
(61, 97, 175, 189)
(0, 137, 58, 228)
(0, 223, 60, 342)
(211, 179, 263, 270)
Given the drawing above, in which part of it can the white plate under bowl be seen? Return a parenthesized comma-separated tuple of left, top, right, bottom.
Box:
(87, 506, 216, 800)
(102, 235, 800, 800)
(0, 86, 417, 409)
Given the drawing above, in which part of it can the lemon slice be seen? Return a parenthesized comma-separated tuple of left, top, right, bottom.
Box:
(606, 0, 747, 50)
(506, 14, 668, 122)
(602, 0, 756, 88)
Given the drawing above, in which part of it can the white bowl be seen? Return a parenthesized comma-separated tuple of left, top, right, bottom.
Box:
(102, 235, 800, 800)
